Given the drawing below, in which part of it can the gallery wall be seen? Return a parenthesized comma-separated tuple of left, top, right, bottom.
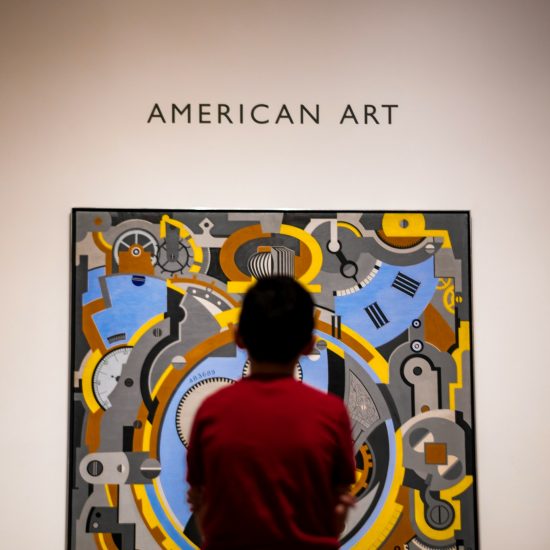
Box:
(1, 1, 548, 548)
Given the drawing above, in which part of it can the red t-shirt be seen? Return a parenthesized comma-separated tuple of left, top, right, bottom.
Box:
(186, 373, 356, 550)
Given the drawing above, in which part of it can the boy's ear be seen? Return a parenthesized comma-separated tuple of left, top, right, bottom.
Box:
(234, 326, 246, 349)
(301, 335, 316, 357)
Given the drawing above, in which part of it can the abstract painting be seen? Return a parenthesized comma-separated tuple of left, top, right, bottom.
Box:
(69, 210, 477, 549)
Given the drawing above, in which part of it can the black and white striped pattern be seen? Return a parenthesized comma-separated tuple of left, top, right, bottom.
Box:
(391, 272, 421, 297)
(365, 302, 389, 329)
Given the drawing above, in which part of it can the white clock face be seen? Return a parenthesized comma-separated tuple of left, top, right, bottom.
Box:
(92, 347, 132, 409)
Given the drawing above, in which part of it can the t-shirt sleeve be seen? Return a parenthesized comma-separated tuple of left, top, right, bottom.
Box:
(186, 407, 205, 487)
(333, 401, 356, 486)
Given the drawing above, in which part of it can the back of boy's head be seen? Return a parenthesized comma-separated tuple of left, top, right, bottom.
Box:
(238, 276, 314, 364)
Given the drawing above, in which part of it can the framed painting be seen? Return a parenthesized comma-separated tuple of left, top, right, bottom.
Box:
(69, 210, 477, 549)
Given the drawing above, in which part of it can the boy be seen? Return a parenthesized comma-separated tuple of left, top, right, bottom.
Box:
(186, 276, 356, 549)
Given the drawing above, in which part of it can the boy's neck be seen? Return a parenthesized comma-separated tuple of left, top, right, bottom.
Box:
(248, 358, 296, 378)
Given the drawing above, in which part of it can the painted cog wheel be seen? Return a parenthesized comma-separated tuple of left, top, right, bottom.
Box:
(175, 376, 235, 447)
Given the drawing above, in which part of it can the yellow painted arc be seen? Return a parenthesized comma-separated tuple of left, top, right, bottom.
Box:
(413, 475, 473, 542)
(280, 224, 323, 293)
(128, 313, 166, 346)
(132, 484, 178, 550)
(227, 280, 256, 294)
(152, 478, 200, 550)
(166, 280, 187, 296)
(340, 324, 389, 384)
(228, 279, 321, 294)
(353, 428, 405, 549)
(93, 231, 113, 251)
(449, 321, 470, 410)
(141, 420, 152, 452)
(160, 215, 204, 266)
(82, 348, 103, 413)
(160, 215, 189, 239)
(325, 339, 345, 359)
(382, 213, 452, 249)
(337, 221, 362, 238)
(105, 485, 115, 507)
(441, 474, 473, 502)
(436, 277, 453, 290)
(94, 487, 117, 550)
(226, 224, 323, 293)
(215, 307, 241, 328)
(151, 365, 174, 399)
(443, 285, 456, 315)
(189, 240, 203, 266)
(96, 533, 111, 550)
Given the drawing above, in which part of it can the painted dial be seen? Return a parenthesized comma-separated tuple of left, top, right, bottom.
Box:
(311, 220, 379, 295)
(175, 377, 235, 447)
(92, 346, 132, 409)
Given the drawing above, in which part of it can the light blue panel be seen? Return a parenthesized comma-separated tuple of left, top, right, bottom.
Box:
(92, 275, 167, 347)
(300, 342, 329, 392)
(335, 257, 437, 347)
(82, 267, 105, 305)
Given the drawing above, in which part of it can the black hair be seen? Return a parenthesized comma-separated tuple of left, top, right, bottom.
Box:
(238, 276, 314, 364)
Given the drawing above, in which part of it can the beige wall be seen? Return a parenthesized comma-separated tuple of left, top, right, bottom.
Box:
(1, 1, 549, 548)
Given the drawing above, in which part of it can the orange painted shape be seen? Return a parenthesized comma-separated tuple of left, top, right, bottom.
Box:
(106, 484, 119, 507)
(219, 224, 270, 282)
(94, 532, 119, 550)
(118, 246, 155, 275)
(425, 442, 448, 465)
(219, 224, 317, 285)
(82, 299, 107, 354)
(85, 410, 104, 452)
(380, 486, 416, 548)
(376, 230, 425, 249)
(294, 240, 312, 279)
(424, 303, 456, 352)
(92, 232, 113, 275)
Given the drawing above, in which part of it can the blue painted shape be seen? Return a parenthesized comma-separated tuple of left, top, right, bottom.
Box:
(144, 484, 194, 549)
(83, 267, 105, 306)
(335, 257, 438, 347)
(92, 275, 167, 347)
(132, 275, 146, 287)
(300, 346, 329, 392)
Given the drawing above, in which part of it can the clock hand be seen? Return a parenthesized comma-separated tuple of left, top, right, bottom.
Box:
(328, 243, 359, 283)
